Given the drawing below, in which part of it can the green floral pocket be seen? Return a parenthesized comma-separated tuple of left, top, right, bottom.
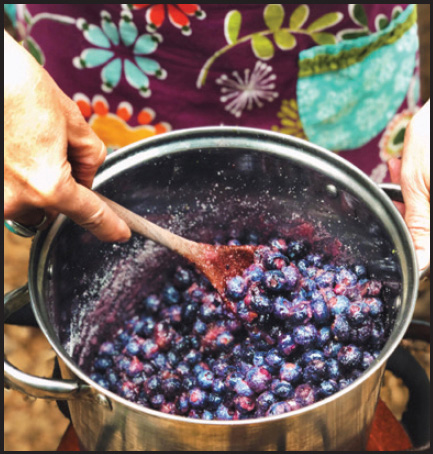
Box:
(296, 4, 418, 151)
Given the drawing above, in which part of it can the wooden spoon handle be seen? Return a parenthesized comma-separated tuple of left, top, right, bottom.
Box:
(97, 193, 199, 259)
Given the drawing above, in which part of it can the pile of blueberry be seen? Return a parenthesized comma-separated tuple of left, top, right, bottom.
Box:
(89, 232, 392, 420)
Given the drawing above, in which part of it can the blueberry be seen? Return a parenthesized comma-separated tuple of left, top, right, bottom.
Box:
(138, 316, 155, 337)
(361, 351, 375, 370)
(173, 267, 193, 290)
(181, 301, 199, 324)
(338, 378, 354, 390)
(328, 295, 350, 316)
(265, 401, 292, 416)
(325, 358, 341, 380)
(281, 265, 299, 290)
(90, 373, 110, 389)
(207, 392, 223, 410)
(162, 284, 180, 305)
(141, 339, 159, 359)
(288, 302, 313, 325)
(99, 341, 116, 356)
(181, 374, 197, 391)
(306, 254, 322, 267)
(363, 297, 384, 318)
(215, 404, 234, 420)
(250, 293, 272, 314)
(197, 370, 214, 390)
(354, 265, 367, 278)
(212, 379, 225, 394)
(272, 296, 291, 320)
(263, 270, 286, 292)
(301, 350, 325, 366)
(347, 303, 367, 327)
(243, 264, 265, 283)
(316, 326, 332, 347)
(216, 332, 235, 351)
(287, 240, 308, 260)
(269, 237, 288, 253)
(331, 315, 350, 342)
(144, 375, 161, 396)
(227, 238, 241, 246)
(252, 352, 266, 367)
(303, 360, 326, 384)
(277, 334, 297, 357)
(317, 379, 338, 398)
(226, 276, 248, 300)
(126, 339, 142, 356)
(256, 391, 277, 414)
(150, 393, 165, 408)
(312, 300, 330, 325)
(264, 252, 289, 270)
(337, 345, 363, 369)
(245, 367, 272, 393)
(202, 410, 214, 420)
(193, 319, 207, 335)
(199, 302, 219, 322)
(336, 268, 358, 286)
(167, 351, 179, 367)
(185, 349, 202, 366)
(94, 356, 113, 371)
(176, 393, 190, 414)
(127, 357, 145, 377)
(234, 395, 256, 414)
(161, 375, 182, 398)
(189, 388, 208, 409)
(293, 324, 317, 348)
(272, 380, 294, 399)
(117, 356, 131, 372)
(301, 278, 316, 294)
(144, 294, 161, 314)
(323, 340, 343, 358)
(265, 349, 284, 369)
(370, 321, 386, 349)
(294, 384, 316, 406)
(315, 271, 336, 289)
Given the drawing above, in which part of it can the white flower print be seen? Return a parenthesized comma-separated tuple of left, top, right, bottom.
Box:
(216, 61, 278, 118)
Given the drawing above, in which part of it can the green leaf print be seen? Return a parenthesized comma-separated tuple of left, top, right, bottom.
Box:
(351, 4, 368, 27)
(311, 32, 337, 45)
(25, 37, 45, 65)
(289, 5, 309, 30)
(264, 4, 284, 32)
(307, 12, 343, 33)
(274, 29, 296, 50)
(339, 29, 369, 40)
(251, 33, 275, 60)
(376, 15, 390, 31)
(224, 10, 242, 44)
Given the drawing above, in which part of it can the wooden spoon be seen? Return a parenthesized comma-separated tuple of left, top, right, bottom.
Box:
(98, 194, 256, 304)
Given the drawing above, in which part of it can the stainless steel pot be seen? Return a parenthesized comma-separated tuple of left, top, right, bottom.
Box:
(4, 127, 424, 451)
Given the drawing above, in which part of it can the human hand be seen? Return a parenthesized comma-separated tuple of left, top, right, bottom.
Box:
(4, 31, 131, 242)
(388, 100, 430, 271)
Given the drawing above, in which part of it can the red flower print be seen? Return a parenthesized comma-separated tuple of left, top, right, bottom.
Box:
(124, 4, 206, 35)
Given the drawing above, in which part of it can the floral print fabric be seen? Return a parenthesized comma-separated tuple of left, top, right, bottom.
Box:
(12, 4, 420, 182)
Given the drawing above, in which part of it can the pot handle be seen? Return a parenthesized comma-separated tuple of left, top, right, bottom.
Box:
(379, 183, 430, 281)
(4, 285, 84, 400)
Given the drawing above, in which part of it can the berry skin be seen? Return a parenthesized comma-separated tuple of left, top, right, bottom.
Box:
(125, 339, 142, 357)
(316, 327, 332, 347)
(197, 370, 214, 390)
(256, 391, 277, 414)
(99, 341, 116, 356)
(226, 276, 248, 300)
(216, 332, 235, 351)
(363, 298, 384, 318)
(312, 300, 330, 325)
(250, 293, 273, 314)
(90, 373, 110, 389)
(234, 395, 256, 414)
(277, 333, 297, 357)
(303, 360, 326, 384)
(266, 401, 291, 416)
(93, 356, 113, 371)
(294, 384, 316, 406)
(288, 302, 313, 325)
(318, 379, 338, 398)
(337, 345, 363, 369)
(215, 404, 234, 420)
(273, 296, 291, 320)
(281, 265, 299, 290)
(188, 388, 208, 409)
(315, 271, 335, 289)
(287, 240, 308, 260)
(347, 303, 367, 327)
(280, 362, 303, 383)
(243, 264, 265, 283)
(331, 315, 351, 342)
(162, 284, 180, 305)
(234, 379, 254, 397)
(246, 367, 272, 393)
(173, 267, 193, 290)
(272, 380, 294, 399)
(265, 349, 284, 369)
(301, 350, 325, 366)
(144, 294, 161, 314)
(293, 324, 318, 348)
(325, 358, 341, 381)
(328, 296, 350, 316)
(263, 270, 286, 292)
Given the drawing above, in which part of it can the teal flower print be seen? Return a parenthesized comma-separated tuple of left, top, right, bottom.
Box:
(73, 10, 166, 97)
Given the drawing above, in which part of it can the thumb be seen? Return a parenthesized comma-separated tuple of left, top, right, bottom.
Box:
(402, 186, 430, 271)
(57, 179, 131, 242)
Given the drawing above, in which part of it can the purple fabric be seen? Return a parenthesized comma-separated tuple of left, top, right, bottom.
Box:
(15, 4, 420, 182)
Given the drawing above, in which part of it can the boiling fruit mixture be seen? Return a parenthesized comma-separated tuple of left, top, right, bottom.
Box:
(89, 230, 397, 420)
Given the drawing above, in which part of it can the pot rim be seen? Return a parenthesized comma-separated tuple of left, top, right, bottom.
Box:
(28, 126, 419, 425)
